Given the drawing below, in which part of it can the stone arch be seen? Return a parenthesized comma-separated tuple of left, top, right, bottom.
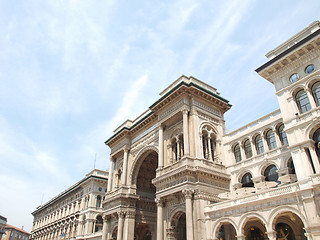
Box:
(304, 121, 320, 140)
(305, 74, 320, 89)
(238, 212, 267, 235)
(212, 218, 238, 239)
(199, 122, 218, 137)
(259, 161, 279, 176)
(267, 205, 308, 231)
(290, 84, 307, 96)
(237, 169, 254, 183)
(129, 145, 159, 186)
(170, 127, 183, 139)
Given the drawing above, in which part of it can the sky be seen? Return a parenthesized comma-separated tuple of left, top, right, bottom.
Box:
(0, 0, 320, 233)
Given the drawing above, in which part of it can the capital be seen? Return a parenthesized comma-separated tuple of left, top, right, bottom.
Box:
(117, 211, 125, 219)
(155, 198, 163, 207)
(182, 189, 194, 199)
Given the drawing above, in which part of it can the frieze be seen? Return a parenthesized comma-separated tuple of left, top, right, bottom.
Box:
(268, 46, 320, 81)
(192, 99, 221, 117)
(158, 99, 189, 122)
(198, 112, 220, 124)
(132, 123, 159, 144)
(208, 196, 297, 220)
(131, 133, 157, 156)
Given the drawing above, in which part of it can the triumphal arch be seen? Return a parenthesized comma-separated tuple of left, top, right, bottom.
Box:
(103, 76, 231, 240)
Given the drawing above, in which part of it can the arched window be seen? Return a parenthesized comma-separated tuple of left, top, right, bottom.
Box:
(264, 165, 279, 182)
(287, 158, 296, 174)
(241, 173, 254, 187)
(278, 124, 288, 146)
(96, 195, 101, 208)
(94, 215, 103, 232)
(172, 135, 184, 161)
(244, 139, 252, 159)
(313, 128, 320, 161)
(234, 144, 241, 162)
(296, 89, 311, 113)
(312, 82, 320, 106)
(201, 126, 216, 161)
(266, 129, 277, 150)
(255, 135, 264, 155)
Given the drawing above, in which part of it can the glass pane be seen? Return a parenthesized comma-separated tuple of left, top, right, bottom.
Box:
(305, 64, 315, 74)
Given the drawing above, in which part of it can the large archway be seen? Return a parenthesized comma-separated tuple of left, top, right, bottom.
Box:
(170, 211, 186, 240)
(273, 211, 306, 240)
(216, 222, 237, 240)
(134, 150, 158, 240)
(242, 217, 267, 240)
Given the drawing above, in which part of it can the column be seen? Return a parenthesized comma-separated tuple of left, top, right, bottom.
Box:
(307, 89, 317, 109)
(250, 138, 257, 156)
(215, 139, 221, 161)
(274, 127, 281, 148)
(121, 146, 129, 186)
(156, 199, 163, 240)
(117, 211, 125, 240)
(309, 146, 320, 173)
(265, 231, 276, 240)
(123, 211, 135, 240)
(183, 189, 194, 240)
(158, 125, 164, 168)
(107, 157, 115, 192)
(106, 217, 111, 240)
(240, 142, 245, 161)
(207, 136, 212, 160)
(183, 110, 190, 156)
(102, 217, 108, 240)
(262, 134, 268, 152)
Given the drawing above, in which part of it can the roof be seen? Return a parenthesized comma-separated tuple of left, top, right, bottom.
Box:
(105, 75, 231, 146)
(5, 224, 30, 235)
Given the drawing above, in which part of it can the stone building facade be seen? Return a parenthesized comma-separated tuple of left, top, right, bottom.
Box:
(31, 170, 108, 240)
(31, 21, 320, 239)
(2, 224, 30, 240)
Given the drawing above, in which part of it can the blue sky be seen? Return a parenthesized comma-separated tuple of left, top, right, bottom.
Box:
(1, 0, 320, 232)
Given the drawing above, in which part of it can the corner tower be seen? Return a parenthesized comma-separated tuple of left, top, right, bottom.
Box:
(103, 76, 231, 240)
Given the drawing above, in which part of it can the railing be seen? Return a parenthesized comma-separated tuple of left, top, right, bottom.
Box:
(205, 183, 298, 212)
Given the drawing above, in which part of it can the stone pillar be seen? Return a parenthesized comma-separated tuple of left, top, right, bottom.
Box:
(265, 231, 276, 240)
(309, 146, 320, 173)
(262, 134, 268, 152)
(106, 217, 111, 240)
(108, 157, 115, 192)
(240, 142, 245, 161)
(183, 189, 194, 240)
(123, 211, 135, 240)
(274, 127, 281, 148)
(121, 146, 129, 186)
(117, 211, 125, 240)
(159, 125, 164, 168)
(183, 110, 189, 156)
(156, 198, 163, 240)
(207, 136, 212, 160)
(250, 138, 257, 156)
(102, 217, 108, 240)
(307, 89, 317, 109)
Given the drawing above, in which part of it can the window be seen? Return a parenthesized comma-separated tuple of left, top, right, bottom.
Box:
(96, 195, 102, 208)
(201, 126, 216, 161)
(243, 139, 252, 159)
(296, 89, 311, 113)
(94, 215, 103, 232)
(278, 124, 288, 145)
(255, 135, 264, 154)
(264, 165, 279, 182)
(312, 82, 320, 106)
(234, 144, 242, 162)
(305, 64, 315, 74)
(287, 158, 296, 174)
(313, 128, 320, 161)
(289, 73, 299, 82)
(266, 130, 277, 150)
(241, 173, 254, 187)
